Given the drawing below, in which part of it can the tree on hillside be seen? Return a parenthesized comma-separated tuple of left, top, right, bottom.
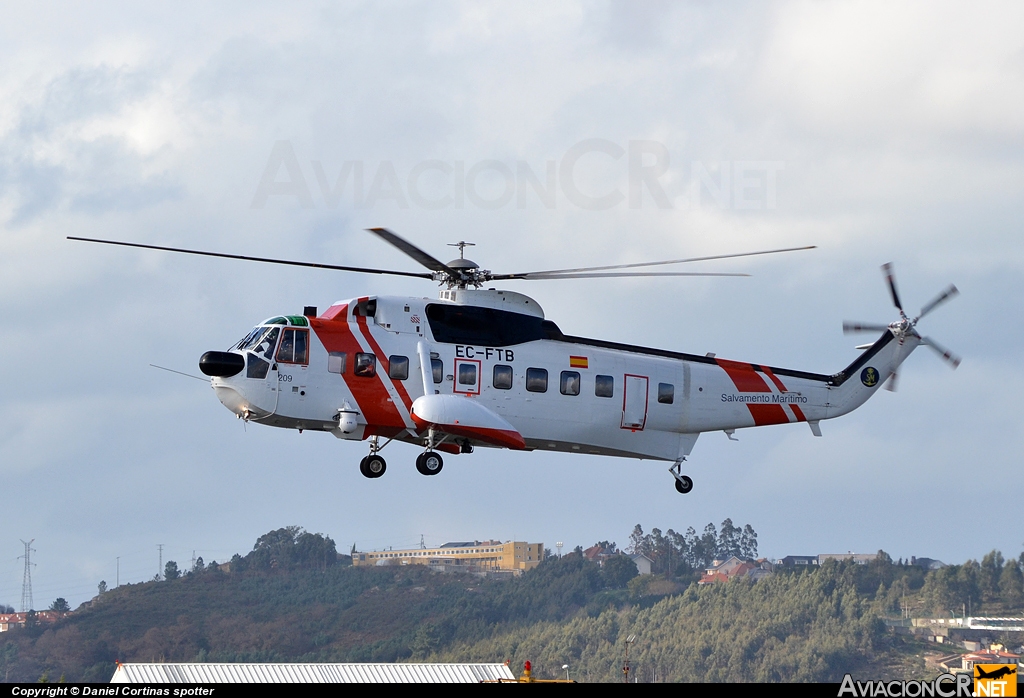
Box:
(245, 526, 338, 572)
(628, 525, 646, 555)
(97, 581, 107, 595)
(602, 554, 639, 589)
(164, 561, 180, 580)
(49, 598, 70, 613)
(999, 559, 1024, 609)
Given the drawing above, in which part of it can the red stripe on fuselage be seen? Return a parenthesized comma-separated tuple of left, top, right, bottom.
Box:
(354, 312, 414, 412)
(716, 359, 772, 392)
(309, 304, 406, 433)
(761, 365, 806, 422)
(716, 358, 789, 426)
(746, 404, 791, 426)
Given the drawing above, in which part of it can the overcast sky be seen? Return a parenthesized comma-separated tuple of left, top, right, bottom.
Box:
(1, 1, 1022, 610)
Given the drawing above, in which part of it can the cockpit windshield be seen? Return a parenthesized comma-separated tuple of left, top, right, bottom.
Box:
(234, 327, 263, 351)
(252, 327, 280, 359)
(234, 326, 280, 359)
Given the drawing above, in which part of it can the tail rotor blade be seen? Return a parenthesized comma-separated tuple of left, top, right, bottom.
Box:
(881, 262, 904, 314)
(843, 321, 890, 335)
(920, 337, 962, 369)
(884, 371, 899, 392)
(914, 284, 959, 323)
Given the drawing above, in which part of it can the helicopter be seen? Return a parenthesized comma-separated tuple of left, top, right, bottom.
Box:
(68, 228, 960, 493)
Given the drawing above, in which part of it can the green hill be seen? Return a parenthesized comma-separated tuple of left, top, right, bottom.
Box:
(1, 526, 1021, 683)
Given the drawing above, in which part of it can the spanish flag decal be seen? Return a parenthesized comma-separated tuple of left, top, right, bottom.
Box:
(569, 355, 589, 369)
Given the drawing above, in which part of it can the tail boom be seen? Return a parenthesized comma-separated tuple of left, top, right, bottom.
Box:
(686, 330, 917, 432)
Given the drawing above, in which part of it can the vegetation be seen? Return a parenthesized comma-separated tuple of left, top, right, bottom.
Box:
(0, 523, 1020, 683)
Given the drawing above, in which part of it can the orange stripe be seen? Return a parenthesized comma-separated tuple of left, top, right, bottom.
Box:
(717, 358, 789, 426)
(716, 358, 772, 392)
(355, 312, 415, 412)
(309, 305, 406, 431)
(746, 404, 790, 426)
(762, 366, 804, 423)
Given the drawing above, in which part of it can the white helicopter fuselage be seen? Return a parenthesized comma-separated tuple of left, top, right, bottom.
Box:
(208, 287, 917, 465)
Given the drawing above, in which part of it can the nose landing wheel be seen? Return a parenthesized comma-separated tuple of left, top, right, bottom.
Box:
(416, 451, 443, 476)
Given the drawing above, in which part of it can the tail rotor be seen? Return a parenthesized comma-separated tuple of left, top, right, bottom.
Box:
(843, 263, 960, 370)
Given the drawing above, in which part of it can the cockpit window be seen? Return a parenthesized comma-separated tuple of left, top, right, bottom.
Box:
(253, 327, 280, 359)
(277, 328, 309, 364)
(235, 327, 263, 351)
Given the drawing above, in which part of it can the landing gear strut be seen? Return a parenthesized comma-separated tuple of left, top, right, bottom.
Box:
(669, 459, 693, 494)
(359, 435, 387, 479)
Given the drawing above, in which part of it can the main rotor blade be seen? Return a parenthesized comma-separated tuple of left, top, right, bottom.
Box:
(491, 245, 816, 279)
(914, 284, 959, 323)
(881, 262, 904, 313)
(68, 237, 434, 279)
(920, 336, 962, 369)
(843, 321, 891, 334)
(495, 271, 750, 280)
(366, 228, 458, 276)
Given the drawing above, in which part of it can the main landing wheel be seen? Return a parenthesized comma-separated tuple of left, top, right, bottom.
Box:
(360, 455, 387, 479)
(674, 476, 693, 494)
(416, 451, 443, 476)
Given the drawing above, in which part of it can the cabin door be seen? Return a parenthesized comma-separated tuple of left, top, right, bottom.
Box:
(621, 374, 649, 430)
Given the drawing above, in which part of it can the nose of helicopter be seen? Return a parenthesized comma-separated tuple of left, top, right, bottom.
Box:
(201, 350, 274, 420)
(199, 351, 244, 377)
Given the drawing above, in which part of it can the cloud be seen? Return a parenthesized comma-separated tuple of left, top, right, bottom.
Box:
(0, 1, 1021, 606)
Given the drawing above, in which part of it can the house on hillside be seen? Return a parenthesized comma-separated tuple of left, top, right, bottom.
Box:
(699, 557, 773, 584)
(630, 553, 653, 576)
(819, 553, 877, 565)
(583, 544, 617, 566)
(779, 555, 819, 567)
(699, 557, 755, 584)
(958, 650, 1022, 673)
(0, 610, 69, 632)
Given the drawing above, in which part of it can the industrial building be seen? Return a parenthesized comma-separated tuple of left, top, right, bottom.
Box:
(111, 662, 517, 683)
(352, 540, 544, 573)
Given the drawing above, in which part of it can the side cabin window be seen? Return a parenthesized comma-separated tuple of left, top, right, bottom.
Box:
(328, 352, 347, 374)
(276, 328, 309, 364)
(526, 368, 548, 393)
(431, 358, 443, 384)
(493, 364, 513, 390)
(425, 304, 562, 346)
(354, 353, 377, 377)
(658, 382, 675, 404)
(458, 362, 477, 386)
(388, 355, 410, 381)
(595, 375, 614, 398)
(560, 371, 580, 396)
